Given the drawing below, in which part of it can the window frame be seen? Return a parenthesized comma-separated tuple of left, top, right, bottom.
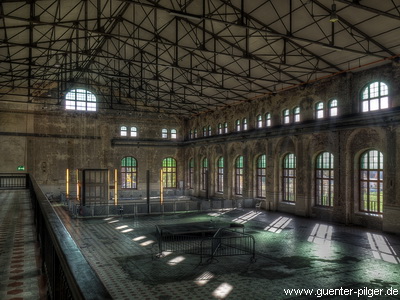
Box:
(65, 88, 97, 112)
(282, 153, 296, 202)
(201, 157, 208, 190)
(256, 154, 266, 198)
(217, 157, 224, 193)
(235, 156, 244, 195)
(315, 152, 334, 207)
(361, 81, 389, 112)
(121, 156, 138, 189)
(162, 157, 177, 188)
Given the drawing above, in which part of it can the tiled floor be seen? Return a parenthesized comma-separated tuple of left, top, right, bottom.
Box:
(2, 189, 400, 299)
(0, 190, 46, 300)
(55, 204, 400, 300)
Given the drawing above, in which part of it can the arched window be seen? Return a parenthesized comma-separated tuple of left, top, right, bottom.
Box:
(217, 157, 224, 193)
(293, 106, 300, 123)
(203, 126, 207, 137)
(190, 129, 193, 139)
(121, 157, 137, 189)
(360, 150, 383, 213)
(256, 155, 266, 198)
(316, 102, 324, 119)
(218, 123, 223, 135)
(257, 115, 263, 128)
(235, 156, 244, 195)
(194, 129, 198, 138)
(162, 157, 177, 188)
(224, 122, 228, 133)
(120, 126, 127, 137)
(329, 99, 338, 117)
(236, 119, 241, 131)
(361, 81, 389, 112)
(243, 118, 248, 130)
(283, 153, 296, 202)
(162, 128, 168, 139)
(201, 158, 208, 190)
(188, 158, 194, 189)
(283, 109, 290, 124)
(208, 125, 212, 136)
(265, 113, 271, 127)
(130, 126, 137, 137)
(171, 129, 177, 139)
(65, 88, 97, 111)
(316, 152, 334, 207)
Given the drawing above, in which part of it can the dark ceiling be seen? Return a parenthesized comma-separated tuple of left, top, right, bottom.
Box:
(1, 0, 399, 117)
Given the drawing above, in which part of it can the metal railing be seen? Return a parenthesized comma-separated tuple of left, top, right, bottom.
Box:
(11, 174, 112, 300)
(0, 173, 28, 189)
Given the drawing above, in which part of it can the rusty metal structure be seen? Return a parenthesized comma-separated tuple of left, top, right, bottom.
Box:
(1, 0, 399, 117)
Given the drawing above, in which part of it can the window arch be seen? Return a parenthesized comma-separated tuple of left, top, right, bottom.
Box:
(257, 115, 263, 128)
(162, 157, 177, 188)
(329, 99, 338, 117)
(265, 113, 271, 127)
(235, 156, 244, 195)
(120, 126, 127, 137)
(130, 126, 137, 137)
(316, 102, 324, 119)
(121, 157, 137, 189)
(293, 106, 300, 123)
(315, 152, 334, 207)
(171, 129, 177, 139)
(65, 88, 96, 111)
(217, 157, 224, 193)
(236, 119, 241, 131)
(361, 81, 389, 112)
(283, 109, 290, 124)
(256, 154, 266, 198)
(283, 153, 296, 202)
(201, 158, 208, 190)
(360, 150, 383, 213)
(188, 158, 194, 189)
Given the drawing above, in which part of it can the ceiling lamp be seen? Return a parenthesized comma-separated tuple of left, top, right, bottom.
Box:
(329, 3, 339, 22)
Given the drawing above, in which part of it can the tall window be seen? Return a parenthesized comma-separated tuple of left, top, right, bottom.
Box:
(243, 118, 248, 130)
(316, 152, 334, 207)
(65, 88, 96, 111)
(235, 156, 244, 195)
(217, 157, 224, 193)
(121, 157, 137, 189)
(218, 123, 223, 134)
(162, 129, 168, 139)
(316, 102, 324, 119)
(283, 153, 296, 202)
(190, 129, 193, 139)
(224, 122, 228, 133)
(194, 129, 198, 138)
(162, 157, 177, 188)
(256, 155, 266, 198)
(361, 81, 389, 112)
(201, 158, 208, 190)
(293, 106, 300, 123)
(171, 129, 177, 139)
(257, 115, 263, 128)
(360, 150, 383, 213)
(283, 109, 290, 124)
(203, 126, 207, 137)
(236, 119, 241, 131)
(265, 113, 271, 127)
(120, 126, 127, 136)
(189, 158, 194, 189)
(208, 125, 212, 136)
(130, 126, 138, 137)
(329, 99, 338, 117)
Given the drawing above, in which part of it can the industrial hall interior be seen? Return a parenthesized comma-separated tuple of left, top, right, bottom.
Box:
(1, 0, 400, 299)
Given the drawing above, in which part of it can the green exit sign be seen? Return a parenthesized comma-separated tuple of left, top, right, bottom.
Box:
(17, 166, 25, 171)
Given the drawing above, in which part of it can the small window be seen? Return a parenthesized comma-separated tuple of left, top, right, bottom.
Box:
(293, 106, 300, 123)
(162, 128, 168, 139)
(257, 115, 263, 128)
(224, 122, 228, 134)
(329, 99, 338, 117)
(203, 126, 207, 137)
(130, 126, 137, 137)
(171, 129, 177, 139)
(283, 109, 290, 124)
(208, 125, 212, 136)
(316, 102, 324, 119)
(236, 119, 241, 132)
(218, 123, 223, 135)
(361, 81, 389, 112)
(120, 126, 127, 137)
(190, 129, 193, 139)
(243, 118, 248, 130)
(194, 129, 198, 138)
(65, 88, 97, 111)
(265, 113, 271, 127)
